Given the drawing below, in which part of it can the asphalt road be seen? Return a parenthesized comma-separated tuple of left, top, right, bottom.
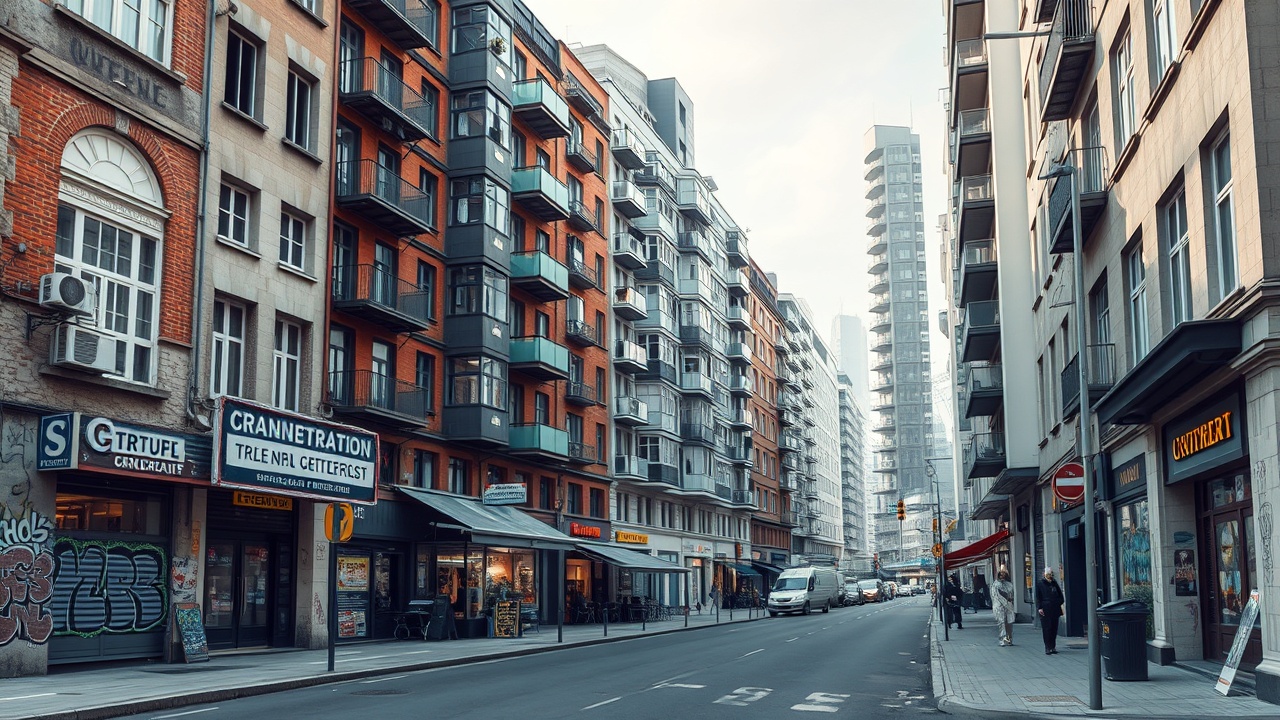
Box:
(120, 596, 937, 720)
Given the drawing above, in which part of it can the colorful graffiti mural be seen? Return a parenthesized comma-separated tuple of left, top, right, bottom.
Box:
(51, 539, 167, 637)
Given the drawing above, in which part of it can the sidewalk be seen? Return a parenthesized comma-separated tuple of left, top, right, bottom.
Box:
(929, 611, 1277, 718)
(0, 609, 764, 720)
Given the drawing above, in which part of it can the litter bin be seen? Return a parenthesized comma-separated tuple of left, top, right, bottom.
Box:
(1097, 599, 1149, 681)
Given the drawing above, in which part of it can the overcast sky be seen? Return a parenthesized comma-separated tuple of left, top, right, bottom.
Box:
(529, 0, 951, 388)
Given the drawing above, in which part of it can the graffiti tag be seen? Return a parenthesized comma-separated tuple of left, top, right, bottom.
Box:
(51, 540, 167, 637)
(0, 545, 55, 645)
(0, 509, 53, 552)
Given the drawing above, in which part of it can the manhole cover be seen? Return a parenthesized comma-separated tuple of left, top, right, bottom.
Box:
(1023, 695, 1083, 704)
(351, 689, 410, 696)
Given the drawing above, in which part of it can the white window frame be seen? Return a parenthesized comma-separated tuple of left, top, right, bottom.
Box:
(217, 182, 251, 247)
(272, 319, 302, 412)
(1114, 30, 1136, 147)
(211, 298, 246, 398)
(1165, 190, 1193, 325)
(66, 0, 173, 64)
(1126, 248, 1149, 362)
(225, 28, 259, 118)
(279, 210, 308, 272)
(1210, 131, 1237, 298)
(285, 69, 314, 151)
(1152, 0, 1177, 79)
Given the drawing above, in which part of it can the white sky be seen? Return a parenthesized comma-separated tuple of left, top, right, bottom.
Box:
(528, 0, 952, 369)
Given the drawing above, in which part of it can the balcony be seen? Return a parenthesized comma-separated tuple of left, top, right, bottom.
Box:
(726, 229, 749, 267)
(866, 215, 887, 237)
(564, 74, 604, 118)
(1039, 0, 1096, 123)
(566, 255, 600, 290)
(511, 167, 571, 222)
(802, 429, 817, 446)
(870, 293, 890, 313)
(680, 372, 713, 398)
(335, 160, 434, 236)
(874, 417, 896, 435)
(960, 301, 1000, 363)
(965, 363, 1003, 418)
(871, 332, 893, 353)
(331, 264, 431, 333)
(345, 0, 437, 50)
(613, 286, 648, 321)
(511, 78, 570, 139)
(612, 233, 647, 270)
(614, 454, 649, 481)
(508, 336, 570, 381)
(864, 154, 885, 181)
(965, 432, 1006, 480)
(782, 454, 801, 472)
(633, 202, 677, 241)
(954, 108, 991, 178)
(613, 396, 649, 426)
(726, 342, 752, 364)
(727, 268, 749, 297)
(870, 312, 891, 333)
(950, 38, 989, 127)
(1047, 147, 1110, 254)
(729, 374, 752, 397)
(567, 441, 597, 465)
(328, 370, 429, 427)
(869, 271, 889, 294)
(872, 373, 893, 393)
(339, 58, 436, 142)
(728, 408, 753, 429)
(565, 381, 597, 406)
(780, 433, 803, 453)
(567, 200, 599, 233)
(613, 339, 648, 374)
(635, 161, 675, 195)
(677, 230, 712, 260)
(775, 363, 793, 385)
(1061, 344, 1117, 418)
(726, 445, 752, 466)
(509, 423, 570, 461)
(611, 128, 647, 169)
(956, 174, 994, 244)
(646, 460, 680, 486)
(726, 305, 749, 330)
(565, 318, 599, 347)
(681, 422, 715, 446)
(868, 254, 888, 275)
(611, 180, 647, 218)
(565, 138, 599, 173)
(636, 254, 676, 289)
(958, 239, 998, 305)
(779, 509, 800, 527)
(731, 490, 756, 508)
(676, 177, 712, 224)
(509, 251, 570, 302)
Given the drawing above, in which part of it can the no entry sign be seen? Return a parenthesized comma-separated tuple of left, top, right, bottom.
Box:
(1053, 462, 1086, 504)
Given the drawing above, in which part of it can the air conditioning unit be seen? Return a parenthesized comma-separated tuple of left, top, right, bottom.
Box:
(39, 273, 96, 316)
(50, 324, 117, 374)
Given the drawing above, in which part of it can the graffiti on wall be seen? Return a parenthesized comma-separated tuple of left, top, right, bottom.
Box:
(170, 557, 199, 605)
(51, 539, 167, 637)
(0, 413, 57, 648)
(0, 417, 37, 518)
(0, 542, 55, 646)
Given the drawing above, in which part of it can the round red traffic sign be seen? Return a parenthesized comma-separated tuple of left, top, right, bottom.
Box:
(1053, 462, 1086, 504)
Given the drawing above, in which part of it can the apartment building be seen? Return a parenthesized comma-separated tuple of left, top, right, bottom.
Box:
(838, 373, 870, 572)
(0, 0, 207, 673)
(747, 261, 793, 585)
(777, 295, 843, 563)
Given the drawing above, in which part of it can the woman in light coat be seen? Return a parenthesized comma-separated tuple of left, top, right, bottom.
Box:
(992, 566, 1016, 646)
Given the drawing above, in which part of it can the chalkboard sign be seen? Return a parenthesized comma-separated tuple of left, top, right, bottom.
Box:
(425, 597, 457, 641)
(493, 600, 520, 638)
(174, 603, 209, 663)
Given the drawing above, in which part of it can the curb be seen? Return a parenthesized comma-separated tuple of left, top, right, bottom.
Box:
(19, 615, 767, 720)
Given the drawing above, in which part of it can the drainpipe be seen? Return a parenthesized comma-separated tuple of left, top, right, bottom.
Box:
(185, 0, 220, 431)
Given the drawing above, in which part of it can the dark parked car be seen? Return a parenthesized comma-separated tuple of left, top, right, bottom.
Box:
(843, 581, 866, 606)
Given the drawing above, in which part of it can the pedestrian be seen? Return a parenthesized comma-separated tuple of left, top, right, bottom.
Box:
(992, 566, 1015, 646)
(944, 573, 964, 629)
(1035, 566, 1065, 655)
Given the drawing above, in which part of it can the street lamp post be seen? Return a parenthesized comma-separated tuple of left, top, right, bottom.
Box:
(925, 459, 951, 641)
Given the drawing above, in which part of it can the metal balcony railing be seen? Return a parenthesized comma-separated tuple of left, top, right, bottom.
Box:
(1061, 343, 1117, 416)
(328, 369, 429, 421)
(961, 174, 993, 203)
(969, 363, 1003, 393)
(1039, 0, 1096, 115)
(958, 108, 990, 137)
(954, 38, 987, 68)
(331, 263, 431, 329)
(334, 159, 433, 234)
(339, 57, 436, 140)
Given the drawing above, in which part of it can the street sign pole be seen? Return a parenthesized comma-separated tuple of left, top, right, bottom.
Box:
(327, 504, 343, 673)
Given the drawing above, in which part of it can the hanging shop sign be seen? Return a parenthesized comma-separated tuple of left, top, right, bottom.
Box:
(37, 413, 210, 480)
(1108, 455, 1146, 503)
(213, 397, 378, 504)
(615, 531, 649, 545)
(1163, 392, 1245, 486)
(482, 482, 527, 506)
(568, 521, 603, 539)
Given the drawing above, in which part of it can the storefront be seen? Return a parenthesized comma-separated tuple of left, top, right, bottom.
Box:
(1110, 455, 1151, 632)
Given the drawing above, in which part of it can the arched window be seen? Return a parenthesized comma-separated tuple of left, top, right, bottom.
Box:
(56, 130, 166, 385)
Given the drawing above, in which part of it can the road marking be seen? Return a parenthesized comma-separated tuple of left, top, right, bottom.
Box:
(582, 697, 621, 710)
(0, 693, 56, 702)
(404, 650, 433, 655)
(786, 637, 799, 643)
(740, 649, 764, 658)
(791, 692, 850, 713)
(715, 687, 773, 706)
(655, 683, 705, 689)
(361, 675, 406, 684)
(151, 709, 220, 719)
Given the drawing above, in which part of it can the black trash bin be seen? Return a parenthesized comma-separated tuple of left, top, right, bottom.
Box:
(1097, 599, 1149, 681)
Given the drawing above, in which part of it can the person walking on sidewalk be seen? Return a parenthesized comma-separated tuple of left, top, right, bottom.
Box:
(1035, 566, 1065, 655)
(944, 573, 964, 629)
(992, 566, 1016, 646)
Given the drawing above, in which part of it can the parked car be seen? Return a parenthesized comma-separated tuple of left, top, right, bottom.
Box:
(856, 578, 885, 603)
(843, 580, 866, 606)
(768, 566, 842, 616)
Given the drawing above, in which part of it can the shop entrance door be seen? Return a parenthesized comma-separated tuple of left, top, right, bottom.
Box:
(205, 540, 272, 649)
(1199, 475, 1261, 669)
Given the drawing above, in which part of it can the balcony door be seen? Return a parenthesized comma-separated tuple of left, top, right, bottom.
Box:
(329, 326, 353, 405)
(376, 145, 399, 202)
(333, 222, 357, 300)
(335, 122, 359, 195)
(373, 242, 397, 307)
(371, 340, 394, 410)
(379, 50, 403, 106)
(338, 21, 362, 94)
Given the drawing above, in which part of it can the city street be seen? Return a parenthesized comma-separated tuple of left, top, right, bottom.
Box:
(114, 598, 935, 720)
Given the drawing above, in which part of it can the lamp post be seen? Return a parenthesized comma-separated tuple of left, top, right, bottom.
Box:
(925, 459, 950, 641)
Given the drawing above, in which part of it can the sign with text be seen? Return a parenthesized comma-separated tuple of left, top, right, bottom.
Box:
(615, 531, 649, 545)
(1109, 455, 1146, 502)
(233, 491, 293, 511)
(1164, 393, 1245, 485)
(1216, 589, 1261, 695)
(213, 397, 378, 504)
(173, 603, 209, 664)
(492, 600, 520, 638)
(569, 521, 602, 539)
(482, 482, 527, 506)
(37, 413, 209, 479)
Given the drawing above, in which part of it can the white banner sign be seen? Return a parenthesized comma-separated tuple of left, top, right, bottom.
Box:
(483, 483, 527, 505)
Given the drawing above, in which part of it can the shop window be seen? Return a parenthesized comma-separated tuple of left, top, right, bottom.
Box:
(55, 486, 165, 534)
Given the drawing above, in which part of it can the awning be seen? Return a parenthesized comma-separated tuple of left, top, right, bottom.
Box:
(944, 529, 1010, 570)
(749, 560, 785, 577)
(574, 543, 688, 573)
(397, 487, 576, 550)
(1095, 319, 1240, 426)
(990, 466, 1038, 496)
(715, 560, 759, 577)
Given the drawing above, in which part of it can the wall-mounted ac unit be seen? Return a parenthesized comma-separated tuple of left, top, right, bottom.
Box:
(50, 324, 117, 374)
(39, 273, 96, 316)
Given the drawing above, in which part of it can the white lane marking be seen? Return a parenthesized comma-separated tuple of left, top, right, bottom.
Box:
(715, 687, 773, 706)
(785, 637, 799, 643)
(582, 697, 621, 710)
(361, 675, 407, 684)
(654, 683, 705, 689)
(792, 692, 851, 713)
(404, 650, 433, 655)
(151, 709, 220, 719)
(740, 649, 764, 658)
(0, 693, 57, 702)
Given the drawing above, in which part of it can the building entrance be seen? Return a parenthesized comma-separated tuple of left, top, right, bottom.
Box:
(1199, 473, 1260, 669)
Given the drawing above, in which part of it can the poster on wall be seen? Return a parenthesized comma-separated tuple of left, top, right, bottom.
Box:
(337, 555, 371, 639)
(1173, 549, 1197, 596)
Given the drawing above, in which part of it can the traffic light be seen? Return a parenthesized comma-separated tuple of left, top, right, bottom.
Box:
(932, 517, 939, 533)
(873, 553, 879, 571)
(896, 499, 906, 521)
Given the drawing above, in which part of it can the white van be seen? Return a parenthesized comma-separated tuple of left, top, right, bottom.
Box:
(767, 566, 841, 616)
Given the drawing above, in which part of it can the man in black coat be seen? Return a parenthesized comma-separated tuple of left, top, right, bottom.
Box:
(944, 573, 964, 629)
(1035, 566, 1065, 654)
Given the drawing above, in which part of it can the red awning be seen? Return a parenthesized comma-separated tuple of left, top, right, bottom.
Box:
(944, 529, 1011, 570)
